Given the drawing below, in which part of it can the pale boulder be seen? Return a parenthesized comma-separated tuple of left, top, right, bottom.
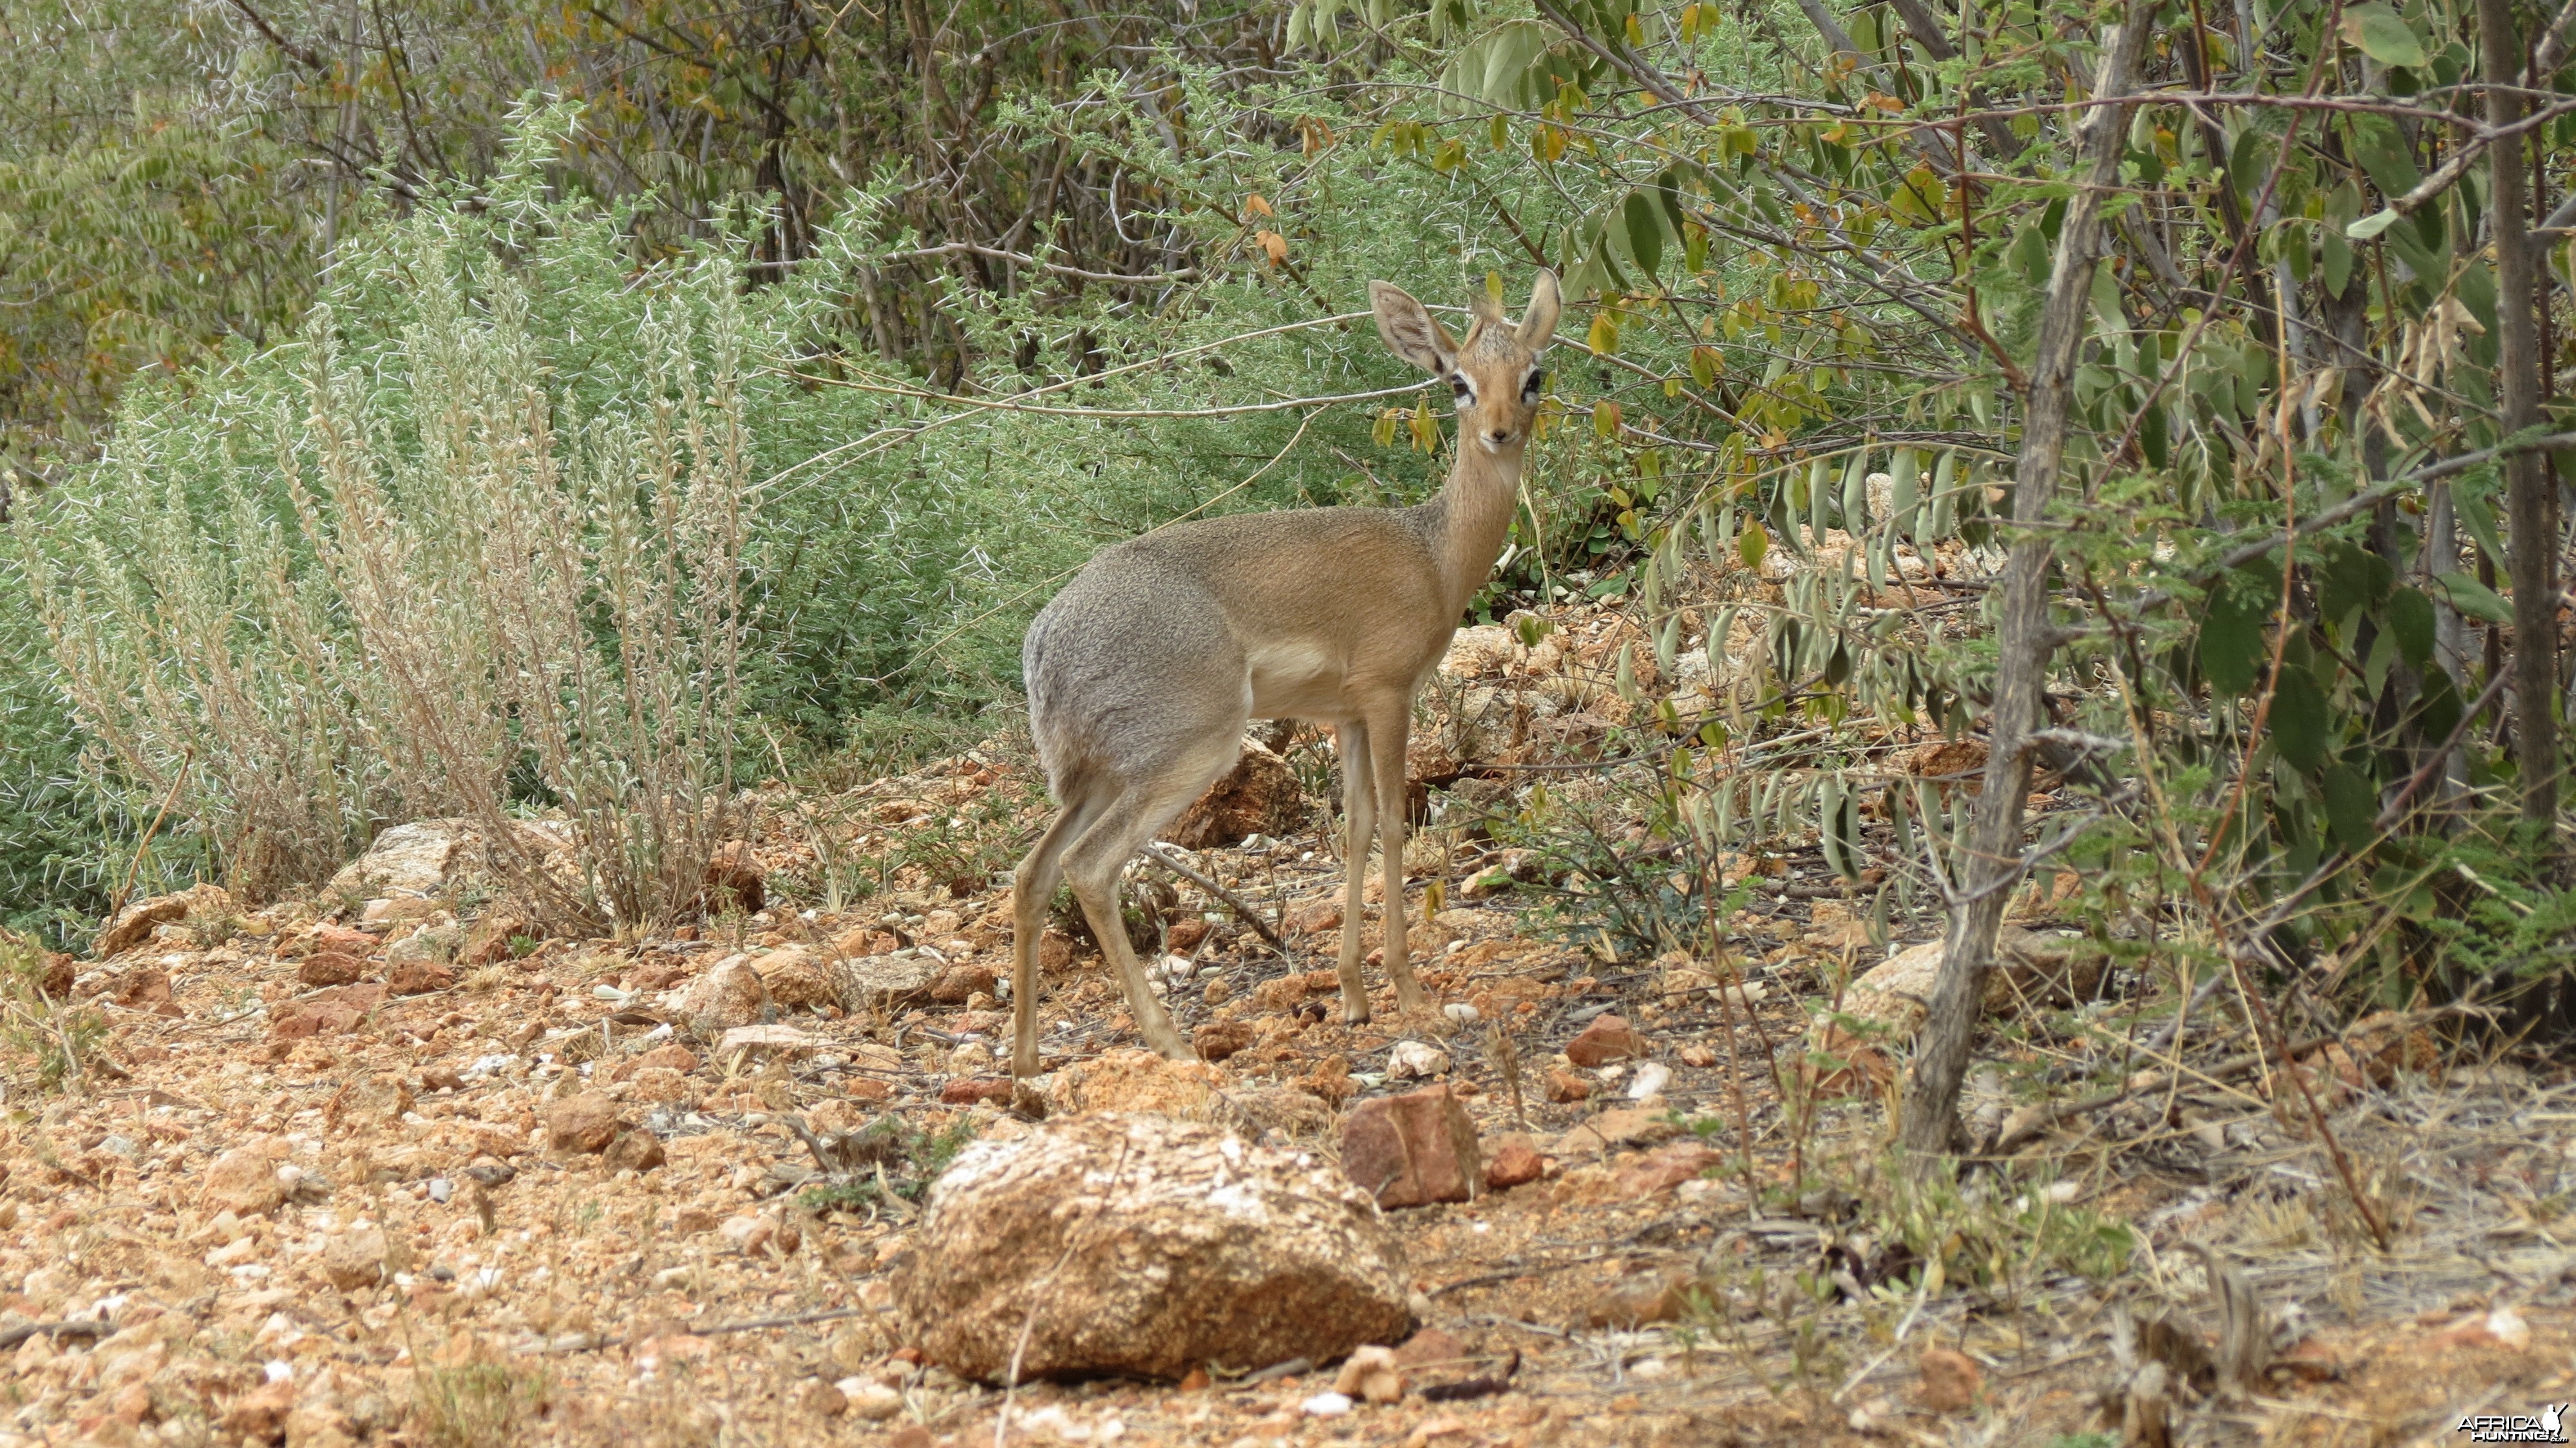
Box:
(895, 1114, 1412, 1382)
(679, 955, 772, 1036)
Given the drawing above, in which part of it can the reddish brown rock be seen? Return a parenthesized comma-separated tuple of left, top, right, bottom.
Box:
(1286, 900, 1342, 937)
(106, 966, 175, 1012)
(220, 1378, 296, 1443)
(1542, 1068, 1592, 1103)
(1917, 1348, 1983, 1411)
(1547, 1107, 1680, 1156)
(1166, 918, 1212, 953)
(305, 925, 379, 957)
(895, 1114, 1412, 1382)
(1159, 737, 1304, 849)
(681, 954, 772, 1036)
(296, 952, 365, 987)
(1564, 1014, 1643, 1067)
(754, 947, 842, 1011)
(1609, 1142, 1720, 1197)
(546, 1093, 625, 1154)
(1580, 1272, 1691, 1328)
(33, 952, 73, 1000)
(1483, 1133, 1546, 1190)
(940, 1076, 1014, 1106)
(202, 1145, 287, 1215)
(1192, 1019, 1256, 1063)
(386, 959, 455, 995)
(1393, 1326, 1468, 1371)
(269, 1001, 365, 1040)
(929, 962, 998, 1005)
(321, 1228, 388, 1291)
(1340, 1084, 1482, 1209)
(611, 1043, 700, 1082)
(93, 883, 230, 958)
(604, 1129, 667, 1172)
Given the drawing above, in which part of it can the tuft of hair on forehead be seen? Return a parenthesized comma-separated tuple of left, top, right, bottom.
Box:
(1459, 319, 1524, 361)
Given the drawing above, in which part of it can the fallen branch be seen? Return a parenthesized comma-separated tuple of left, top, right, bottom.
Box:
(538, 1304, 878, 1353)
(1144, 843, 1297, 962)
(0, 1319, 114, 1351)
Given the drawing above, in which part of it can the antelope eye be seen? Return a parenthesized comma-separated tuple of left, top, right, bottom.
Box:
(1522, 370, 1548, 400)
(1450, 376, 1475, 406)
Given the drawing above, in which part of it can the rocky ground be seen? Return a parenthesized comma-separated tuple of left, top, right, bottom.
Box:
(5, 596, 2575, 1447)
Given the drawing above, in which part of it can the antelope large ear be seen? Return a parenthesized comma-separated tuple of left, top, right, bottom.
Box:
(1516, 270, 1563, 352)
(1370, 281, 1455, 374)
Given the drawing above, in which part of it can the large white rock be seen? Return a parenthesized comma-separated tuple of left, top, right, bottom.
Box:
(893, 1114, 1413, 1382)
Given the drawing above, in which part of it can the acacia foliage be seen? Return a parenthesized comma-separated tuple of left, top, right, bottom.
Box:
(1288, 0, 2576, 1034)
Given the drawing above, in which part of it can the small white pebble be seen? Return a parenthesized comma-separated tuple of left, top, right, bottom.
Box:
(1301, 1392, 1352, 1417)
(1443, 1002, 1479, 1022)
(1627, 1062, 1672, 1100)
(263, 1360, 292, 1384)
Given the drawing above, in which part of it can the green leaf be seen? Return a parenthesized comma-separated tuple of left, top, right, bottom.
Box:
(2199, 580, 2269, 697)
(2316, 539, 2392, 626)
(2435, 571, 2514, 624)
(2454, 481, 2506, 567)
(2271, 669, 2331, 773)
(1738, 520, 1768, 571)
(1623, 192, 1663, 276)
(2387, 586, 2435, 669)
(2340, 3, 2427, 66)
(2348, 115, 2423, 198)
(2322, 764, 2378, 854)
(2413, 671, 2463, 743)
(2322, 227, 2354, 296)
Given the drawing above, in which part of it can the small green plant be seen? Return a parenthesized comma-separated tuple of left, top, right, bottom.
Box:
(0, 933, 106, 1092)
(413, 1360, 549, 1448)
(1871, 1159, 2137, 1295)
(797, 1114, 978, 1214)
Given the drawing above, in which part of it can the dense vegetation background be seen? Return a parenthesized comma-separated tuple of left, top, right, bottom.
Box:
(6, 0, 2575, 1144)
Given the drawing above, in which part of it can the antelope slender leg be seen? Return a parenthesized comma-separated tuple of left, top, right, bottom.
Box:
(1335, 721, 1377, 1024)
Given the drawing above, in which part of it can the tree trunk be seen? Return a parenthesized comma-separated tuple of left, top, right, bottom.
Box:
(2481, 0, 2559, 826)
(1897, 0, 2153, 1158)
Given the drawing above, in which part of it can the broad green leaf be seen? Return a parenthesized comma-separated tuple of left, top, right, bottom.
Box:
(1738, 519, 1768, 571)
(1623, 192, 1663, 276)
(2435, 571, 2514, 623)
(2322, 764, 2378, 853)
(2414, 671, 2463, 743)
(2340, 3, 2427, 67)
(2322, 226, 2354, 296)
(2387, 586, 2435, 669)
(2454, 482, 2506, 568)
(2199, 581, 2269, 697)
(2271, 669, 2331, 773)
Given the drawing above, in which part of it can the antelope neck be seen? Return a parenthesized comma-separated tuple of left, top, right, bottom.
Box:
(1424, 437, 1524, 620)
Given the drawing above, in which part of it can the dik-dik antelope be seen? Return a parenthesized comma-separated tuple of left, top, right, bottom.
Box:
(1009, 271, 1562, 1078)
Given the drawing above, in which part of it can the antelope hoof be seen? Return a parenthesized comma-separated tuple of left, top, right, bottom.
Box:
(1342, 996, 1372, 1025)
(1013, 1047, 1041, 1080)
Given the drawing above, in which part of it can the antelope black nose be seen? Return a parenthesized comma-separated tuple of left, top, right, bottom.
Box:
(1488, 429, 1511, 443)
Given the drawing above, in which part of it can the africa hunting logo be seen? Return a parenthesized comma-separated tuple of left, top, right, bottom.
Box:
(2458, 1405, 2570, 1444)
